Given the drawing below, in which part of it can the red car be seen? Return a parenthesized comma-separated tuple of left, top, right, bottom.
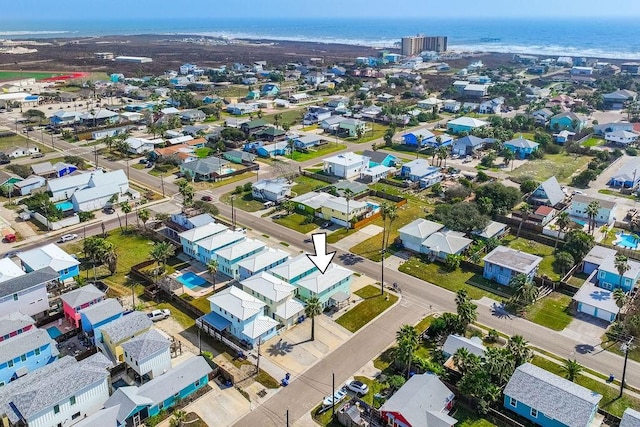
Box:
(201, 195, 213, 202)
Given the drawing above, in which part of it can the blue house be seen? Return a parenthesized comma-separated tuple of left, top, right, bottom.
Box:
(400, 159, 442, 187)
(483, 246, 542, 286)
(504, 363, 601, 427)
(331, 66, 347, 76)
(293, 135, 323, 150)
(504, 136, 540, 159)
(54, 162, 78, 177)
(203, 286, 278, 347)
(79, 298, 124, 342)
(104, 356, 212, 425)
(608, 159, 640, 188)
(402, 128, 435, 147)
(178, 222, 228, 260)
(17, 243, 80, 282)
(446, 116, 488, 134)
(269, 254, 318, 284)
(261, 83, 280, 96)
(596, 255, 640, 292)
(194, 230, 246, 264)
(362, 149, 397, 167)
(256, 141, 291, 158)
(549, 112, 587, 132)
(0, 313, 58, 385)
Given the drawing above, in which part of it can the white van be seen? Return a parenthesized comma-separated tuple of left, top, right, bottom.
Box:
(263, 201, 274, 209)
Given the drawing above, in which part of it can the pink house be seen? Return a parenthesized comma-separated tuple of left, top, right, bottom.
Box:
(59, 284, 106, 328)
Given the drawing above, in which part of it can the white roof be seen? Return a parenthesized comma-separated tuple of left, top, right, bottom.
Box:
(268, 254, 317, 282)
(275, 298, 306, 320)
(195, 230, 245, 252)
(215, 239, 265, 262)
(236, 248, 289, 274)
(442, 334, 486, 357)
(72, 183, 120, 204)
(178, 222, 227, 243)
(447, 116, 489, 128)
(242, 315, 279, 339)
(207, 286, 266, 321)
(296, 264, 353, 294)
(290, 191, 331, 210)
(0, 258, 25, 283)
(621, 408, 640, 427)
(323, 152, 368, 166)
(573, 281, 619, 315)
(241, 272, 296, 303)
(421, 231, 472, 255)
(47, 170, 99, 193)
(88, 169, 128, 188)
(483, 246, 543, 274)
(167, 135, 194, 145)
(17, 243, 80, 272)
(398, 218, 444, 240)
(322, 196, 367, 214)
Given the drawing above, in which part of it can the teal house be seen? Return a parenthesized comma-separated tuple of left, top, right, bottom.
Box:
(261, 83, 280, 96)
(269, 254, 318, 284)
(504, 136, 540, 159)
(504, 363, 601, 427)
(104, 356, 212, 426)
(294, 264, 353, 308)
(549, 112, 587, 132)
(596, 255, 640, 292)
(362, 149, 397, 167)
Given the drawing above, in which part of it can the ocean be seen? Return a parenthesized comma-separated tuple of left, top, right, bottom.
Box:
(2, 17, 640, 60)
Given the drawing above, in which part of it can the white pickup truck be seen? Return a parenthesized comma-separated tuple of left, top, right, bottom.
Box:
(147, 309, 170, 322)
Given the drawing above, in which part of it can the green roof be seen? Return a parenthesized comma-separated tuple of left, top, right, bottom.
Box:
(242, 119, 268, 129)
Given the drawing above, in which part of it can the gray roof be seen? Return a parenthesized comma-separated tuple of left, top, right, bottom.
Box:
(121, 329, 170, 361)
(104, 356, 212, 423)
(582, 245, 618, 268)
(73, 405, 121, 427)
(483, 246, 543, 274)
(453, 135, 485, 149)
(621, 408, 640, 427)
(380, 374, 456, 427)
(0, 328, 57, 365)
(572, 281, 619, 316)
(572, 194, 617, 210)
(362, 149, 394, 165)
(0, 267, 59, 298)
(269, 253, 317, 282)
(505, 137, 539, 149)
(181, 157, 229, 175)
(504, 363, 601, 427)
(80, 298, 124, 325)
(442, 334, 486, 357)
(421, 231, 472, 255)
(60, 283, 105, 308)
(472, 221, 507, 239)
(98, 311, 153, 344)
(30, 161, 56, 175)
(534, 176, 565, 206)
(398, 218, 444, 240)
(0, 312, 34, 337)
(611, 158, 640, 182)
(47, 170, 96, 193)
(0, 353, 113, 423)
(236, 248, 290, 274)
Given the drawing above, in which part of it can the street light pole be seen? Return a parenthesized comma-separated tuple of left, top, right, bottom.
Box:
(332, 372, 336, 417)
(620, 337, 634, 398)
(160, 173, 165, 198)
(381, 248, 385, 295)
(231, 196, 236, 228)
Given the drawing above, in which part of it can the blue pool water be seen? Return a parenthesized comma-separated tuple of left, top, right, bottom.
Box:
(46, 326, 62, 339)
(55, 201, 74, 211)
(573, 219, 587, 227)
(366, 202, 381, 213)
(617, 233, 639, 249)
(176, 272, 209, 290)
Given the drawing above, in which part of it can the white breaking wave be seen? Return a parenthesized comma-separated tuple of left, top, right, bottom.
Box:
(181, 31, 399, 48)
(0, 30, 73, 36)
(450, 42, 640, 60)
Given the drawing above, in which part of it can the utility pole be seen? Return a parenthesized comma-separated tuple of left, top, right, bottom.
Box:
(160, 173, 165, 198)
(94, 146, 99, 168)
(620, 337, 634, 398)
(231, 196, 236, 228)
(332, 372, 336, 417)
(286, 409, 289, 427)
(198, 326, 201, 355)
(256, 338, 261, 377)
(380, 248, 385, 295)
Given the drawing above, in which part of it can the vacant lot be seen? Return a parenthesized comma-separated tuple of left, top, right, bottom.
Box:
(582, 137, 605, 147)
(508, 152, 591, 184)
(0, 133, 53, 154)
(290, 142, 346, 162)
(336, 285, 398, 332)
(273, 212, 318, 233)
(525, 292, 573, 330)
(291, 175, 329, 196)
(0, 71, 60, 81)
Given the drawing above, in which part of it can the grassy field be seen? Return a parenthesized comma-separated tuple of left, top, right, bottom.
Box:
(525, 292, 573, 330)
(398, 258, 513, 300)
(220, 191, 264, 212)
(598, 189, 637, 200)
(0, 71, 61, 81)
(336, 285, 398, 332)
(452, 407, 498, 427)
(502, 235, 561, 281)
(264, 109, 304, 127)
(345, 124, 388, 144)
(191, 172, 256, 190)
(326, 228, 351, 244)
(195, 147, 214, 158)
(353, 376, 388, 409)
(349, 200, 431, 262)
(291, 175, 329, 196)
(273, 212, 318, 233)
(531, 356, 640, 416)
(148, 166, 179, 177)
(582, 137, 605, 147)
(508, 152, 592, 184)
(290, 143, 346, 162)
(0, 134, 53, 153)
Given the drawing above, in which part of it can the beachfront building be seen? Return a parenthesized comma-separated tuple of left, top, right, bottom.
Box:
(79, 298, 124, 342)
(240, 272, 305, 328)
(178, 222, 228, 260)
(237, 248, 290, 281)
(215, 239, 266, 280)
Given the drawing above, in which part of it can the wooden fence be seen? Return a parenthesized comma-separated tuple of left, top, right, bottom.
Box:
(301, 170, 340, 184)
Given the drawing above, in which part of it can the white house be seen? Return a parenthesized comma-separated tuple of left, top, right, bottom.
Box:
(398, 219, 444, 253)
(420, 230, 472, 261)
(252, 178, 293, 203)
(323, 153, 369, 179)
(178, 221, 227, 259)
(0, 353, 113, 427)
(126, 137, 164, 154)
(240, 272, 305, 328)
(237, 247, 290, 280)
(17, 243, 80, 281)
(0, 258, 25, 283)
(605, 130, 639, 146)
(5, 146, 40, 158)
(215, 239, 266, 279)
(121, 329, 171, 381)
(568, 195, 617, 225)
(0, 267, 58, 319)
(47, 170, 97, 202)
(69, 170, 130, 212)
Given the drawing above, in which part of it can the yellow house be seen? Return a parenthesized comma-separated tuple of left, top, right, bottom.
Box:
(98, 311, 153, 362)
(320, 196, 369, 228)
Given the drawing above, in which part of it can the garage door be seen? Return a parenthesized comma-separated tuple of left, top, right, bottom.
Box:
(597, 309, 613, 322)
(580, 303, 596, 316)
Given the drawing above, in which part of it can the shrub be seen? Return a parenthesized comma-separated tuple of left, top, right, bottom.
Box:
(476, 171, 489, 182)
(243, 182, 253, 192)
(627, 147, 638, 156)
(234, 185, 243, 194)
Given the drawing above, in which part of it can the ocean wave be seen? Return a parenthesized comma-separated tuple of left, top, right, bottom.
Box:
(0, 30, 73, 36)
(449, 42, 640, 60)
(181, 31, 399, 48)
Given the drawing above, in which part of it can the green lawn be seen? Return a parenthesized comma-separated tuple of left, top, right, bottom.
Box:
(452, 407, 498, 427)
(525, 292, 573, 330)
(192, 172, 256, 190)
(326, 228, 352, 244)
(291, 175, 329, 196)
(502, 235, 560, 281)
(531, 356, 640, 416)
(290, 143, 346, 162)
(148, 166, 179, 177)
(414, 315, 435, 334)
(220, 191, 264, 212)
(336, 285, 398, 332)
(263, 109, 304, 127)
(349, 200, 434, 262)
(598, 189, 637, 200)
(195, 147, 214, 158)
(398, 258, 513, 300)
(353, 376, 388, 409)
(508, 152, 592, 184)
(273, 213, 318, 233)
(345, 124, 388, 144)
(0, 134, 53, 153)
(582, 137, 605, 147)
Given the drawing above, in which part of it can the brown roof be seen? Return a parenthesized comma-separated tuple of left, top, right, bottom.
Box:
(535, 205, 555, 216)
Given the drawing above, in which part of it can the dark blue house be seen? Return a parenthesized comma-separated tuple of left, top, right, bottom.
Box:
(79, 298, 124, 343)
(504, 363, 601, 427)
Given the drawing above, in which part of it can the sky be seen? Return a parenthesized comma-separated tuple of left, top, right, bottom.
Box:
(2, 0, 640, 20)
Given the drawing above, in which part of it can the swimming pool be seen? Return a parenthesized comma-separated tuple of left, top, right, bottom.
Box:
(573, 219, 587, 227)
(616, 233, 639, 249)
(366, 201, 381, 213)
(221, 168, 235, 175)
(55, 201, 74, 211)
(46, 326, 62, 339)
(176, 272, 209, 290)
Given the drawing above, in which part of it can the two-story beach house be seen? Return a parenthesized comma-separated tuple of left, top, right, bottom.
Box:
(240, 272, 306, 328)
(79, 298, 124, 342)
(195, 230, 246, 264)
(504, 136, 540, 159)
(17, 243, 80, 281)
(97, 311, 153, 363)
(215, 239, 266, 280)
(252, 178, 293, 203)
(178, 222, 228, 260)
(294, 264, 353, 309)
(483, 246, 543, 286)
(569, 195, 617, 225)
(268, 254, 318, 284)
(398, 219, 445, 253)
(323, 153, 369, 179)
(121, 329, 171, 382)
(60, 283, 106, 328)
(0, 267, 58, 320)
(596, 255, 640, 292)
(237, 248, 290, 280)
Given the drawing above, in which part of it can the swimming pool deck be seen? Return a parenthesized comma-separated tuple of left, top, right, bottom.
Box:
(613, 232, 640, 250)
(170, 256, 228, 298)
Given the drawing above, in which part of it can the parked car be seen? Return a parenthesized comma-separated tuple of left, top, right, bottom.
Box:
(138, 158, 148, 164)
(347, 380, 369, 396)
(31, 153, 45, 159)
(321, 221, 332, 229)
(145, 162, 154, 168)
(58, 234, 78, 243)
(201, 195, 212, 202)
(235, 227, 246, 233)
(3, 234, 16, 244)
(0, 157, 10, 165)
(103, 207, 115, 214)
(322, 389, 347, 407)
(147, 309, 170, 321)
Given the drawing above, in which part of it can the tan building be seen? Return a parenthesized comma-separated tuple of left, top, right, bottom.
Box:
(401, 35, 448, 55)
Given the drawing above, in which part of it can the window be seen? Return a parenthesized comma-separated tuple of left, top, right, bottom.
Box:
(35, 348, 40, 356)
(7, 360, 13, 368)
(530, 408, 538, 418)
(70, 396, 76, 405)
(509, 397, 517, 407)
(12, 294, 18, 301)
(54, 404, 60, 414)
(158, 402, 164, 410)
(72, 412, 81, 420)
(174, 392, 180, 398)
(195, 379, 201, 387)
(20, 355, 26, 362)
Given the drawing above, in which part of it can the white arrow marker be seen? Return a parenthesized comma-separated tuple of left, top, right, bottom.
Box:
(306, 232, 336, 274)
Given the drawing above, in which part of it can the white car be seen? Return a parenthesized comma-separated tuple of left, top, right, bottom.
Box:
(147, 309, 170, 321)
(322, 389, 347, 407)
(59, 234, 78, 243)
(347, 380, 369, 395)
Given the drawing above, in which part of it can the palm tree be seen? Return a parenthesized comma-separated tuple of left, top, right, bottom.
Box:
(516, 204, 532, 238)
(206, 259, 219, 287)
(503, 149, 515, 170)
(555, 211, 571, 251)
(104, 245, 118, 275)
(120, 201, 132, 231)
(273, 113, 282, 129)
(586, 200, 600, 235)
(511, 278, 540, 306)
(507, 335, 532, 367)
(394, 338, 417, 378)
(437, 145, 449, 167)
(561, 358, 583, 382)
(304, 296, 322, 341)
(456, 289, 477, 330)
(137, 208, 150, 229)
(452, 348, 479, 375)
(614, 255, 630, 291)
(396, 324, 419, 348)
(381, 203, 398, 253)
(149, 241, 175, 282)
(103, 135, 116, 153)
(613, 288, 628, 310)
(484, 347, 515, 386)
(344, 188, 354, 228)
